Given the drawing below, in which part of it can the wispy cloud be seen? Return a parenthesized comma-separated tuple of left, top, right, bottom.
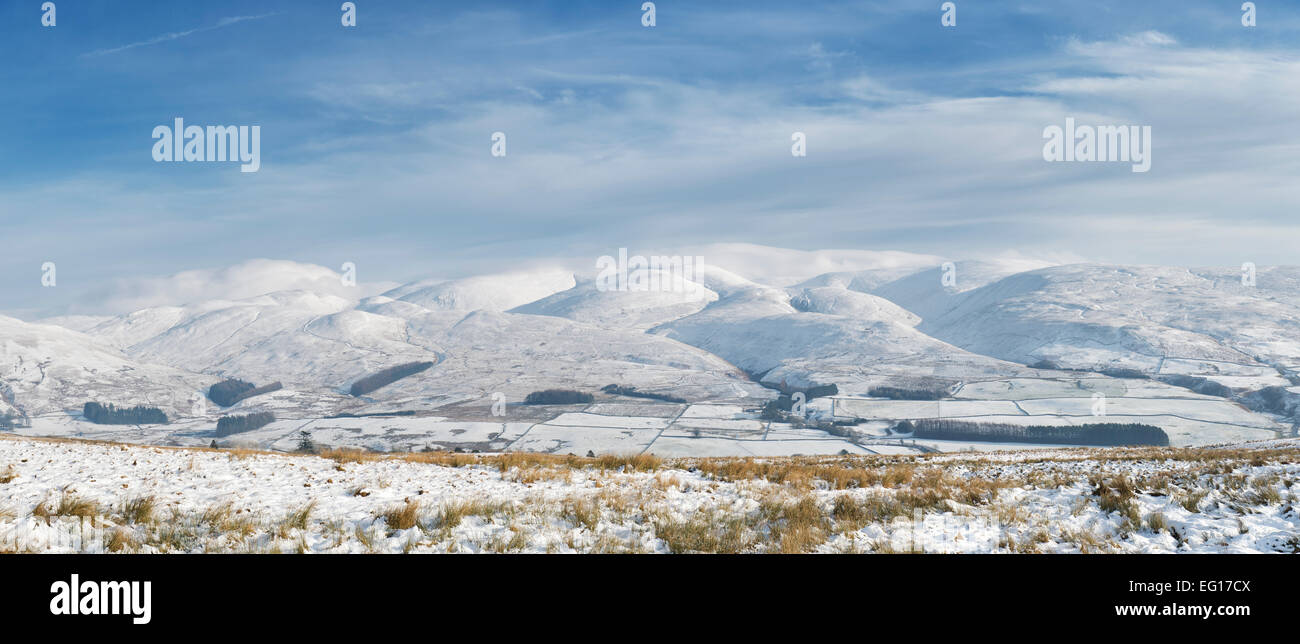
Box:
(81, 13, 281, 58)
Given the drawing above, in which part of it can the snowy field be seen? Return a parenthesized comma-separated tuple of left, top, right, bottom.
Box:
(830, 375, 1290, 449)
(9, 378, 1290, 457)
(2, 435, 1297, 554)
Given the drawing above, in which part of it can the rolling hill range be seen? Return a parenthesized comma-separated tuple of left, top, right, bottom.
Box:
(3, 245, 1296, 453)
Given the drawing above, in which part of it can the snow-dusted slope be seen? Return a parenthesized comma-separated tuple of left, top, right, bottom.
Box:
(689, 243, 941, 288)
(511, 272, 718, 329)
(787, 286, 921, 326)
(870, 258, 1058, 323)
(652, 283, 1034, 394)
(47, 277, 765, 418)
(911, 264, 1300, 387)
(381, 269, 575, 312)
(0, 316, 212, 420)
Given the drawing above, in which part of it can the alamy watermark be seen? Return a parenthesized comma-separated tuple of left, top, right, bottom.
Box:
(1043, 117, 1151, 173)
(152, 118, 261, 172)
(595, 249, 706, 293)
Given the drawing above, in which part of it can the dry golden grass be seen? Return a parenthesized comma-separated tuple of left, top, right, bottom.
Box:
(199, 501, 234, 526)
(504, 466, 572, 484)
(832, 493, 913, 532)
(378, 500, 420, 531)
(560, 496, 601, 532)
(120, 495, 157, 524)
(0, 464, 17, 484)
(1092, 474, 1140, 526)
(4, 432, 1298, 554)
(1176, 488, 1210, 513)
(595, 453, 662, 472)
(106, 527, 139, 553)
(759, 494, 830, 553)
(684, 456, 919, 489)
(651, 510, 753, 554)
(486, 525, 530, 553)
(31, 491, 101, 524)
(424, 499, 513, 534)
(280, 500, 317, 533)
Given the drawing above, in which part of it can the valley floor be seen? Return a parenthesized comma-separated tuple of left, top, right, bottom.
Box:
(1, 435, 1297, 554)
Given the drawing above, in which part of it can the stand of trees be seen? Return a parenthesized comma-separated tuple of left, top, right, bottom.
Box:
(349, 362, 435, 397)
(215, 412, 275, 437)
(1098, 367, 1149, 380)
(208, 377, 284, 408)
(1158, 375, 1233, 398)
(1242, 386, 1297, 416)
(83, 402, 168, 425)
(869, 386, 946, 400)
(524, 389, 594, 405)
(909, 419, 1169, 446)
(601, 384, 686, 403)
(208, 379, 254, 406)
(803, 383, 838, 399)
(209, 379, 283, 407)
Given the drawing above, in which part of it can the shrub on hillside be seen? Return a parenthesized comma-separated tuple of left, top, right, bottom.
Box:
(295, 431, 317, 454)
(349, 362, 435, 397)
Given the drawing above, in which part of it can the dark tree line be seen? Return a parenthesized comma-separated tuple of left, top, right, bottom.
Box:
(83, 402, 168, 425)
(208, 379, 254, 406)
(349, 361, 435, 396)
(803, 383, 839, 399)
(1158, 375, 1233, 399)
(907, 419, 1169, 446)
(1242, 386, 1297, 416)
(209, 379, 284, 407)
(869, 386, 947, 401)
(524, 389, 594, 405)
(215, 411, 275, 437)
(601, 384, 686, 403)
(1098, 367, 1149, 380)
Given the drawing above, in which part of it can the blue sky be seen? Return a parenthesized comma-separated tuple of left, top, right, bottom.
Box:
(2, 1, 1298, 316)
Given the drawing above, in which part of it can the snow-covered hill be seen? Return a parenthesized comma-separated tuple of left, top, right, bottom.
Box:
(6, 249, 1298, 453)
(907, 264, 1300, 389)
(0, 316, 212, 421)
